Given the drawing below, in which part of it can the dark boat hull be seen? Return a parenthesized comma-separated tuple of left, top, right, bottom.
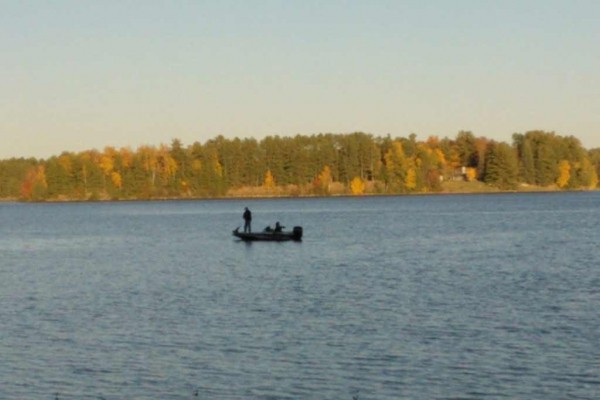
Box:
(233, 226, 303, 242)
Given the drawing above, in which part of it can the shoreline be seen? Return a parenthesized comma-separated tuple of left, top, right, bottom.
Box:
(1, 184, 596, 204)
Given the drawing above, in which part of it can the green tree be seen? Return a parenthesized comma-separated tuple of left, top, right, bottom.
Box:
(240, 138, 263, 186)
(513, 134, 536, 184)
(588, 148, 600, 188)
(455, 130, 478, 167)
(572, 158, 598, 189)
(170, 138, 191, 194)
(483, 142, 519, 189)
(45, 154, 75, 198)
(529, 131, 558, 186)
(199, 141, 226, 196)
(261, 136, 287, 185)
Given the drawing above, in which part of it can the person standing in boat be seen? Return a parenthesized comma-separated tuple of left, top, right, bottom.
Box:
(243, 207, 252, 233)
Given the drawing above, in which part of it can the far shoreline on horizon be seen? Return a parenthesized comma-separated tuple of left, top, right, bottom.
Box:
(1, 181, 596, 204)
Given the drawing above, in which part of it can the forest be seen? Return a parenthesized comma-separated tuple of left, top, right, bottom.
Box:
(1, 130, 599, 201)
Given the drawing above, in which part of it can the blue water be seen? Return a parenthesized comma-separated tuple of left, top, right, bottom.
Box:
(0, 192, 598, 399)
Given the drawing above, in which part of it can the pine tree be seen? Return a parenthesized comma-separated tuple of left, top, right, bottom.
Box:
(484, 142, 519, 189)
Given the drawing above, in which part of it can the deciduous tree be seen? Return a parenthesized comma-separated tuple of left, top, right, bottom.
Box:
(556, 160, 571, 188)
(349, 176, 365, 194)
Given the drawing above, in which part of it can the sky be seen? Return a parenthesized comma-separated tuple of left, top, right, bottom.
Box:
(1, 0, 599, 159)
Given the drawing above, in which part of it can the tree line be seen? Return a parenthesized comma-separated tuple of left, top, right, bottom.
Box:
(1, 130, 598, 201)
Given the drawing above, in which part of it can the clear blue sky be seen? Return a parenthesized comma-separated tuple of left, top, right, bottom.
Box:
(1, 0, 599, 159)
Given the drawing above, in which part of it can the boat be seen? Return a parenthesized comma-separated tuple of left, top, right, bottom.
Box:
(232, 226, 303, 242)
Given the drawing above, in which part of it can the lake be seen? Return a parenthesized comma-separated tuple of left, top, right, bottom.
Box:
(0, 192, 598, 399)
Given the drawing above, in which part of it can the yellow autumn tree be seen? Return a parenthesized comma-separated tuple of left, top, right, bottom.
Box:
(433, 148, 446, 168)
(314, 165, 332, 194)
(349, 176, 365, 194)
(263, 169, 275, 188)
(384, 140, 408, 191)
(111, 171, 122, 189)
(556, 160, 570, 188)
(99, 154, 114, 189)
(465, 167, 477, 182)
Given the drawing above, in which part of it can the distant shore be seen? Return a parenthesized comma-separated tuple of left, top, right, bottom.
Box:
(437, 180, 562, 194)
(1, 181, 596, 203)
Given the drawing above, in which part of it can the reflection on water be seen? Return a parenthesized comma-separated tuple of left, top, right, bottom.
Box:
(0, 192, 599, 399)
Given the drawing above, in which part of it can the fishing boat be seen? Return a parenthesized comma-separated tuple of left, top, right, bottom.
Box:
(232, 226, 303, 242)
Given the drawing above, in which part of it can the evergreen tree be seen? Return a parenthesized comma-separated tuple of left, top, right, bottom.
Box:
(45, 155, 74, 198)
(524, 131, 559, 186)
(483, 142, 519, 189)
(240, 138, 263, 186)
(521, 137, 536, 184)
(170, 138, 191, 193)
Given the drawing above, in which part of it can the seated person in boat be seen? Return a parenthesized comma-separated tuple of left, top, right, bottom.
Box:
(263, 222, 285, 233)
(274, 221, 285, 232)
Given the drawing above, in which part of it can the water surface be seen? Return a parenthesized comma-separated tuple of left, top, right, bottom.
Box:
(0, 192, 598, 399)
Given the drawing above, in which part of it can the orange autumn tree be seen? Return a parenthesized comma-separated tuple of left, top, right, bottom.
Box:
(21, 165, 48, 200)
